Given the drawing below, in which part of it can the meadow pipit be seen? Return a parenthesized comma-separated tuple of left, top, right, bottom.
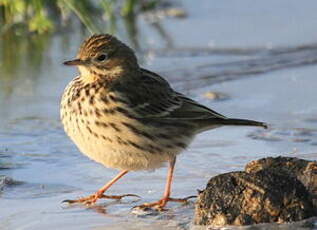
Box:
(60, 34, 267, 210)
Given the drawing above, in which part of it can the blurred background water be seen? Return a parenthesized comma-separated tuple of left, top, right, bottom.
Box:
(1, 0, 317, 229)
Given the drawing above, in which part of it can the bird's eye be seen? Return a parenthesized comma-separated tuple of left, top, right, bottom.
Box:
(96, 54, 107, 62)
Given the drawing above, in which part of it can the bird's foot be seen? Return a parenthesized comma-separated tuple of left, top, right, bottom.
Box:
(63, 192, 140, 206)
(134, 195, 196, 211)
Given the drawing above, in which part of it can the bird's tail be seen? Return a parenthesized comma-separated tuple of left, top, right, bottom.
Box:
(208, 118, 268, 129)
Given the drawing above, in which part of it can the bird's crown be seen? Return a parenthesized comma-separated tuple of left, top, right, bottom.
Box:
(64, 34, 139, 81)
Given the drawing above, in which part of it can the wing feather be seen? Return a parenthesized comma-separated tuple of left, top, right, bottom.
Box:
(115, 68, 226, 120)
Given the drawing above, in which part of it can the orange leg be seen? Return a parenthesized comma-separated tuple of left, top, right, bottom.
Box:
(63, 170, 139, 205)
(135, 157, 196, 211)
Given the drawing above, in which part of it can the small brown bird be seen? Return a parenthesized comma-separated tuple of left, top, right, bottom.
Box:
(60, 34, 267, 210)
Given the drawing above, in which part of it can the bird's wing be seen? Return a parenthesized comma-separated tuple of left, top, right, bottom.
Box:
(119, 68, 227, 120)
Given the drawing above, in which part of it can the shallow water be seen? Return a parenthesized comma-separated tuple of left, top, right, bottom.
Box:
(1, 0, 317, 229)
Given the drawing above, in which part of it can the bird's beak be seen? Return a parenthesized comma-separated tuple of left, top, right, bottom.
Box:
(63, 58, 86, 66)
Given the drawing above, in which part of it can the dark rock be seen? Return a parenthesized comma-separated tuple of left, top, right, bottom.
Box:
(194, 157, 317, 227)
(246, 156, 317, 206)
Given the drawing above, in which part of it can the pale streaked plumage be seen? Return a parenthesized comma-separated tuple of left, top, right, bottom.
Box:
(60, 34, 267, 209)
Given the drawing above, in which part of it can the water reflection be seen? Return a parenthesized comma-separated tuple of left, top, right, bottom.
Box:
(0, 33, 50, 98)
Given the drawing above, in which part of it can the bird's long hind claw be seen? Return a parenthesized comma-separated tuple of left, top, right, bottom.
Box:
(62, 193, 140, 205)
(99, 193, 140, 200)
(62, 199, 77, 204)
(62, 197, 95, 204)
(168, 195, 197, 202)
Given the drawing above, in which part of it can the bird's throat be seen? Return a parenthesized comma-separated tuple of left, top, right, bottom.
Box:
(77, 66, 103, 84)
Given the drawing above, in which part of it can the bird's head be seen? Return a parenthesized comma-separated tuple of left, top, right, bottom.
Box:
(64, 34, 139, 81)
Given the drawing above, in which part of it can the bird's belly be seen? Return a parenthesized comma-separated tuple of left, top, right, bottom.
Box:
(69, 127, 174, 171)
(61, 112, 192, 171)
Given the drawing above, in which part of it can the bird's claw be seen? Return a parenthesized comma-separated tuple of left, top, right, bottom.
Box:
(133, 195, 196, 211)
